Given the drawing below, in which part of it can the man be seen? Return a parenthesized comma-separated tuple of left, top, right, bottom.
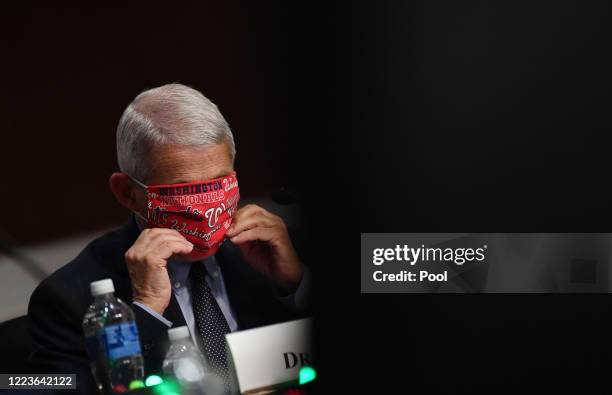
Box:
(27, 83, 311, 393)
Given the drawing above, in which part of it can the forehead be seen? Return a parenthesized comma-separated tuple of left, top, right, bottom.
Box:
(145, 142, 234, 185)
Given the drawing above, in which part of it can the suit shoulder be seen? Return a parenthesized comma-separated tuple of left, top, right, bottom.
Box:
(28, 225, 130, 316)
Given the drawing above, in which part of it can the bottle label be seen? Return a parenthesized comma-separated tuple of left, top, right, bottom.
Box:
(102, 321, 142, 361)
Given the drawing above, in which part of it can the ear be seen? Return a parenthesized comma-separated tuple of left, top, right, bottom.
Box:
(109, 172, 140, 211)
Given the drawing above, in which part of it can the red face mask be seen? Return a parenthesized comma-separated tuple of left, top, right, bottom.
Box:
(130, 171, 240, 260)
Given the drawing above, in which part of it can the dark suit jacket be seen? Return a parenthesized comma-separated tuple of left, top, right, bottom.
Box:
(27, 217, 308, 394)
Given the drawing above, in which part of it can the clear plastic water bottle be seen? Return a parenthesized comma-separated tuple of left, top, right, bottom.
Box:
(82, 279, 144, 394)
(162, 326, 224, 395)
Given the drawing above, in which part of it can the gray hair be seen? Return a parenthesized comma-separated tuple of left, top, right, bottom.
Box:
(116, 83, 236, 182)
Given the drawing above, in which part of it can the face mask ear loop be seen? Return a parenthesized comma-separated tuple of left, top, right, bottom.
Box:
(132, 208, 149, 223)
(125, 173, 149, 223)
(126, 173, 148, 190)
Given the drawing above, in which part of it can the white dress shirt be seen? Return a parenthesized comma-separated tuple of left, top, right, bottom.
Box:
(133, 255, 310, 344)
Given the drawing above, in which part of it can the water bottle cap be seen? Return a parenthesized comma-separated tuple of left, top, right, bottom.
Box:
(168, 326, 190, 341)
(90, 279, 115, 296)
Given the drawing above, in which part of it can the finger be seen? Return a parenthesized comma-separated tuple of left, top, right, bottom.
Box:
(232, 204, 281, 229)
(135, 227, 182, 246)
(137, 228, 190, 250)
(151, 240, 194, 260)
(229, 226, 279, 245)
(144, 227, 186, 240)
(137, 235, 190, 254)
(144, 227, 184, 235)
(227, 214, 277, 237)
(148, 231, 191, 246)
(233, 204, 274, 222)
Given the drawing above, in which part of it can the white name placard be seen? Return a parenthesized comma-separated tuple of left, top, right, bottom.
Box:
(226, 317, 313, 394)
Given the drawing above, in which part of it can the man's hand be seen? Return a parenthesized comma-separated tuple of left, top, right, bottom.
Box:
(124, 228, 193, 315)
(226, 204, 303, 292)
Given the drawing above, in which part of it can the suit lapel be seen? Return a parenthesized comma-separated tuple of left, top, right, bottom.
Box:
(216, 241, 265, 330)
(163, 293, 187, 327)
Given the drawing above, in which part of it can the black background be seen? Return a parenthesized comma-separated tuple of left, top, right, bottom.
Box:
(3, 1, 612, 393)
(355, 1, 612, 231)
(343, 0, 612, 393)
